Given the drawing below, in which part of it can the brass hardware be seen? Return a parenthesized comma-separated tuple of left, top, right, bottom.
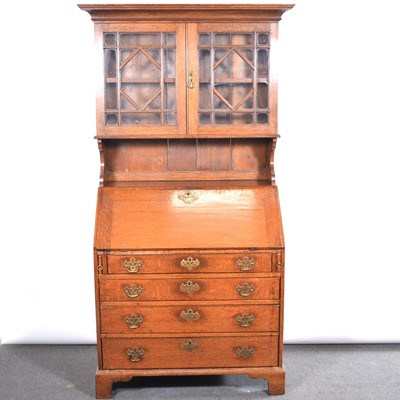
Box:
(124, 284, 143, 298)
(236, 346, 255, 360)
(276, 262, 282, 270)
(178, 191, 198, 204)
(123, 258, 143, 273)
(180, 257, 200, 271)
(236, 256, 255, 271)
(181, 339, 199, 352)
(236, 282, 254, 297)
(236, 312, 255, 328)
(125, 314, 144, 329)
(180, 280, 200, 294)
(97, 255, 103, 273)
(126, 347, 144, 362)
(180, 309, 200, 322)
(187, 71, 195, 89)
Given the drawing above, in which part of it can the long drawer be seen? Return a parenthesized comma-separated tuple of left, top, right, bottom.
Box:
(102, 335, 279, 369)
(100, 304, 279, 334)
(99, 276, 280, 302)
(106, 251, 274, 275)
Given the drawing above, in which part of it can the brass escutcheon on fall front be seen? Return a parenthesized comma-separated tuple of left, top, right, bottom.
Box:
(181, 339, 199, 352)
(124, 314, 144, 329)
(180, 280, 200, 294)
(180, 308, 200, 322)
(124, 283, 143, 298)
(236, 256, 256, 271)
(236, 346, 255, 360)
(180, 257, 201, 271)
(126, 347, 144, 362)
(236, 312, 255, 328)
(236, 282, 254, 297)
(178, 190, 198, 204)
(123, 257, 143, 273)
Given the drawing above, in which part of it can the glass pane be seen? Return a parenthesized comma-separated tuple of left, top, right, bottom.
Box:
(199, 83, 211, 109)
(257, 113, 268, 124)
(257, 33, 269, 45)
(121, 113, 161, 125)
(214, 84, 253, 109)
(257, 83, 268, 109)
(199, 49, 210, 82)
(163, 33, 175, 46)
(120, 33, 160, 46)
(164, 49, 175, 79)
(104, 33, 116, 46)
(104, 50, 116, 79)
(197, 30, 269, 127)
(103, 31, 176, 127)
(105, 83, 117, 110)
(215, 33, 253, 45)
(199, 33, 211, 46)
(120, 50, 160, 81)
(106, 114, 118, 125)
(199, 113, 211, 125)
(164, 83, 176, 110)
(215, 50, 253, 80)
(215, 113, 253, 125)
(165, 113, 176, 125)
(257, 49, 268, 79)
(120, 83, 160, 110)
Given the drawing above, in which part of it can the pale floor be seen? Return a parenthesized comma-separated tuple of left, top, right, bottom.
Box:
(0, 344, 399, 400)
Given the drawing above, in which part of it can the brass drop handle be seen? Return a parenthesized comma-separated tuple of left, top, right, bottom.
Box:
(236, 283, 254, 297)
(187, 71, 195, 89)
(180, 257, 200, 271)
(124, 284, 143, 298)
(181, 339, 199, 352)
(180, 308, 200, 322)
(236, 312, 255, 328)
(126, 347, 144, 362)
(180, 280, 200, 294)
(123, 258, 143, 273)
(236, 256, 255, 271)
(124, 314, 144, 329)
(236, 346, 255, 360)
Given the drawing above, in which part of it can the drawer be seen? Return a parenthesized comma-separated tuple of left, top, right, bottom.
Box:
(100, 304, 279, 334)
(107, 251, 274, 274)
(99, 276, 280, 302)
(102, 335, 279, 369)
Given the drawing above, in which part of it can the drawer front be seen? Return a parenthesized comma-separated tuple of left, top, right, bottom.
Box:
(99, 277, 280, 302)
(107, 252, 273, 274)
(101, 304, 279, 334)
(102, 335, 279, 369)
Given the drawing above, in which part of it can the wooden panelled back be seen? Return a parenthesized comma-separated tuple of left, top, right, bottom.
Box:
(102, 138, 275, 183)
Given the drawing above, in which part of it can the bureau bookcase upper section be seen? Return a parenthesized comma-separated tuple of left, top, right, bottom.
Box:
(79, 4, 293, 139)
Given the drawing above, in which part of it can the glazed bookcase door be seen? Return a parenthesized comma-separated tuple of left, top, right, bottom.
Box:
(187, 23, 278, 137)
(97, 23, 186, 137)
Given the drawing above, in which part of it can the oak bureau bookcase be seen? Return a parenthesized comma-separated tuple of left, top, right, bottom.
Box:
(78, 4, 293, 398)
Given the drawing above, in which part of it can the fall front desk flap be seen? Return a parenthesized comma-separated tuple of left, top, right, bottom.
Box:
(95, 186, 283, 250)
